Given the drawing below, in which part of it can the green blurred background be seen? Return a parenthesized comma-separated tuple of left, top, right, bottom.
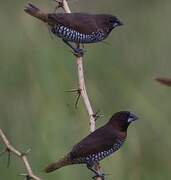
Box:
(0, 0, 171, 179)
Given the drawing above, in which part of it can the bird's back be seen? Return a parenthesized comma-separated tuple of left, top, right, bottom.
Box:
(48, 13, 112, 34)
(70, 124, 126, 160)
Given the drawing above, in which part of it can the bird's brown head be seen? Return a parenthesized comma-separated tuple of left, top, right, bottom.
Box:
(100, 15, 123, 32)
(108, 111, 138, 132)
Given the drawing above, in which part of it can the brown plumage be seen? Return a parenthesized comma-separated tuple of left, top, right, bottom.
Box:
(24, 3, 48, 22)
(156, 77, 171, 87)
(45, 155, 72, 172)
(24, 3, 123, 45)
(44, 111, 138, 176)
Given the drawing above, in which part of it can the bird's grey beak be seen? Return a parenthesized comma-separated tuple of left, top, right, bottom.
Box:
(128, 113, 138, 123)
(113, 20, 123, 28)
(118, 21, 123, 26)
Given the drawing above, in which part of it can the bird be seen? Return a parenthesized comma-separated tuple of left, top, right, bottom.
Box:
(24, 3, 123, 55)
(44, 111, 138, 179)
(156, 77, 171, 87)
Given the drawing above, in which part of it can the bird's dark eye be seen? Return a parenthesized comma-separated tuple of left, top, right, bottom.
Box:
(109, 19, 115, 24)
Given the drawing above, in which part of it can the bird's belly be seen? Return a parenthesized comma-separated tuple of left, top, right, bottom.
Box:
(79, 139, 124, 165)
(51, 25, 105, 44)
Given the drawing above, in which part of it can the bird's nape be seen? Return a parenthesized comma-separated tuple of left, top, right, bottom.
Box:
(108, 111, 138, 131)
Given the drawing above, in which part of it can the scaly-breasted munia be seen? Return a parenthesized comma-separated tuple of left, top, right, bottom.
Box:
(24, 3, 122, 55)
(44, 111, 138, 178)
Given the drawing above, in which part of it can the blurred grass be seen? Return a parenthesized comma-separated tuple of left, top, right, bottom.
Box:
(0, 0, 171, 179)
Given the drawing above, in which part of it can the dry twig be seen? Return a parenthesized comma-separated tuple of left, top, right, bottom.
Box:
(0, 128, 41, 180)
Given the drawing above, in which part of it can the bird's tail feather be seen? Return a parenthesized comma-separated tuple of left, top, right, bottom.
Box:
(24, 3, 48, 22)
(44, 154, 74, 173)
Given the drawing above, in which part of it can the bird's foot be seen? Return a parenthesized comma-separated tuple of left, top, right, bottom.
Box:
(62, 39, 85, 57)
(87, 163, 106, 180)
(73, 48, 86, 57)
(92, 173, 106, 180)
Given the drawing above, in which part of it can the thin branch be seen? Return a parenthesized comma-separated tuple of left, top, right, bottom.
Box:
(61, 0, 96, 131)
(62, 0, 71, 13)
(76, 57, 96, 131)
(61, 1, 103, 179)
(0, 128, 41, 180)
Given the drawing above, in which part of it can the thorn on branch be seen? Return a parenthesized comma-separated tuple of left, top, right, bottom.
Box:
(0, 148, 12, 168)
(7, 148, 11, 168)
(75, 92, 81, 109)
(21, 148, 31, 157)
(0, 148, 11, 168)
(53, 0, 64, 12)
(92, 110, 104, 121)
(65, 88, 82, 108)
(25, 148, 31, 154)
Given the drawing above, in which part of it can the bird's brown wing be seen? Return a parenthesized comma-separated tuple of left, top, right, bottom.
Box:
(70, 125, 118, 160)
(47, 13, 98, 34)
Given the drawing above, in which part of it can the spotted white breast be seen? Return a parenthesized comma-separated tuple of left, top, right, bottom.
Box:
(78, 139, 125, 165)
(51, 25, 106, 43)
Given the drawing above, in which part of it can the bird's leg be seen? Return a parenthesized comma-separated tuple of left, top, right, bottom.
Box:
(47, 26, 54, 40)
(87, 163, 105, 180)
(62, 39, 76, 51)
(75, 43, 85, 57)
(87, 164, 99, 175)
(62, 39, 85, 57)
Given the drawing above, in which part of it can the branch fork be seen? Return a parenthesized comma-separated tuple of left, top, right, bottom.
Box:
(0, 128, 41, 180)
